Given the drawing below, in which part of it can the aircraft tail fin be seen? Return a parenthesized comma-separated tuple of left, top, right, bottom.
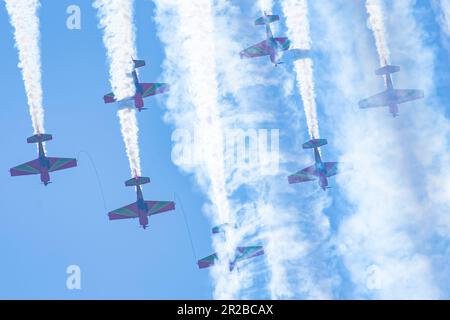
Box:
(302, 138, 328, 149)
(375, 65, 400, 76)
(255, 14, 279, 25)
(27, 133, 53, 144)
(133, 59, 146, 69)
(125, 176, 150, 187)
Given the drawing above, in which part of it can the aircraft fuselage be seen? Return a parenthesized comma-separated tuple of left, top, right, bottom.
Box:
(266, 23, 283, 66)
(37, 141, 50, 185)
(267, 37, 284, 66)
(136, 185, 149, 228)
(313, 147, 328, 190)
(131, 70, 145, 112)
(384, 73, 399, 117)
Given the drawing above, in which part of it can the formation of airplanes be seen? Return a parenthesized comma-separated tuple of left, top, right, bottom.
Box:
(7, 12, 425, 273)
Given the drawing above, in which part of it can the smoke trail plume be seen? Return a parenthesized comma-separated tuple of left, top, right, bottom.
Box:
(282, 0, 320, 139)
(437, 0, 450, 37)
(5, 0, 45, 134)
(257, 0, 273, 13)
(117, 108, 141, 176)
(154, 0, 234, 297)
(93, 0, 141, 176)
(366, 0, 390, 65)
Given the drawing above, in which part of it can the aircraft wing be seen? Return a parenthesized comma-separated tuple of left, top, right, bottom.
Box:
(103, 92, 116, 104)
(288, 165, 317, 184)
(145, 201, 175, 216)
(235, 246, 264, 262)
(240, 40, 270, 59)
(140, 83, 170, 98)
(392, 89, 424, 104)
(325, 162, 339, 177)
(10, 159, 41, 176)
(197, 253, 218, 269)
(108, 203, 139, 220)
(359, 91, 389, 109)
(47, 157, 77, 173)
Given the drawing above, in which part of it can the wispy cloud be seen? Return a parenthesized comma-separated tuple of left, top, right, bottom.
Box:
(5, 0, 45, 134)
(434, 0, 450, 38)
(256, 0, 273, 13)
(312, 0, 444, 299)
(93, 0, 141, 176)
(155, 0, 333, 299)
(153, 0, 236, 298)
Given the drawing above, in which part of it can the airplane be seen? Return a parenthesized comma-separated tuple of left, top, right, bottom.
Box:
(288, 138, 338, 191)
(103, 59, 170, 112)
(108, 175, 175, 229)
(10, 133, 77, 186)
(240, 12, 291, 66)
(358, 64, 424, 117)
(197, 224, 264, 271)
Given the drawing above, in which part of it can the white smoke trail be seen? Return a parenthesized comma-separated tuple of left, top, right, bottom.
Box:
(434, 0, 450, 49)
(117, 108, 141, 176)
(257, 0, 273, 13)
(438, 0, 450, 36)
(5, 0, 44, 134)
(154, 0, 234, 298)
(282, 0, 320, 139)
(366, 0, 390, 65)
(93, 0, 141, 176)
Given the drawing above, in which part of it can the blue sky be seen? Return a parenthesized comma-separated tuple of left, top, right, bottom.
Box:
(1, 0, 450, 299)
(0, 0, 213, 299)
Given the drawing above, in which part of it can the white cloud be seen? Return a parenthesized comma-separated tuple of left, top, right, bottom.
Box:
(311, 0, 444, 299)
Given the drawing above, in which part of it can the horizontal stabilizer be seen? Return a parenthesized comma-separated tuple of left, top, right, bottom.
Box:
(302, 138, 328, 149)
(27, 134, 52, 144)
(376, 65, 400, 76)
(255, 14, 279, 25)
(133, 59, 146, 69)
(125, 176, 150, 187)
(212, 223, 235, 234)
(103, 93, 116, 104)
